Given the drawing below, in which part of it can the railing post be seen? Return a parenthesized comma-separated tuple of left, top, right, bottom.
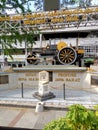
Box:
(21, 82, 24, 98)
(63, 83, 65, 100)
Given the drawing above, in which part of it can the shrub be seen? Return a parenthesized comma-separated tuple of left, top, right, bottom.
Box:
(66, 104, 98, 130)
(44, 117, 68, 130)
(43, 104, 98, 130)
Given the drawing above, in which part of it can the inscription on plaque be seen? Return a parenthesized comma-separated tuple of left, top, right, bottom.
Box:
(0, 75, 9, 84)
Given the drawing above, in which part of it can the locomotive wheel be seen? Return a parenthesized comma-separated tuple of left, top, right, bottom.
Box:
(58, 47, 77, 65)
(27, 54, 38, 64)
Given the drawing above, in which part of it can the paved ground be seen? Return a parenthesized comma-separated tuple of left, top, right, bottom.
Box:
(0, 106, 66, 130)
(0, 85, 98, 100)
(0, 87, 98, 129)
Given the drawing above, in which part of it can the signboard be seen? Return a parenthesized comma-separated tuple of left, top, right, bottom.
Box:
(0, 7, 97, 24)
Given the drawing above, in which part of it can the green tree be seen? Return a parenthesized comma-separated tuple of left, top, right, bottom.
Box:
(0, 0, 33, 14)
(66, 104, 98, 130)
(0, 30, 39, 59)
(0, 0, 40, 60)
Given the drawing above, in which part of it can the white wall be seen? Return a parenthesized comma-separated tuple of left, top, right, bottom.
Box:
(0, 70, 93, 92)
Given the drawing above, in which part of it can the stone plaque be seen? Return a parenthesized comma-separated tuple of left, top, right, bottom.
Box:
(39, 71, 49, 84)
(0, 75, 9, 84)
(91, 75, 98, 85)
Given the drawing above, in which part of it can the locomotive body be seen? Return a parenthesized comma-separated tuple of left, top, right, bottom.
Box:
(27, 42, 84, 66)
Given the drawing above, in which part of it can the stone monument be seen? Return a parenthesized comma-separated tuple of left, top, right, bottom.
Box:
(33, 70, 55, 101)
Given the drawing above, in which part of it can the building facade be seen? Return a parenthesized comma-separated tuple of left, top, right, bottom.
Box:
(0, 6, 98, 68)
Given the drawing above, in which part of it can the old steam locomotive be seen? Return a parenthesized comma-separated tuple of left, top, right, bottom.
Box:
(27, 41, 84, 66)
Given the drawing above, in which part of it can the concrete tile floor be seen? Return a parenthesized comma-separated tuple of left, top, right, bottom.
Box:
(0, 106, 67, 130)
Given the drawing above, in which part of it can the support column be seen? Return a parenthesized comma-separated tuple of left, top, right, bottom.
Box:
(40, 34, 42, 48)
(1, 40, 5, 68)
(25, 41, 28, 66)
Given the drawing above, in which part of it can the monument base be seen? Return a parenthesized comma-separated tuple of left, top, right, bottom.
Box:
(33, 92, 55, 101)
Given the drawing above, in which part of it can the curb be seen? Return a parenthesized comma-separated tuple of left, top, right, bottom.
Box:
(0, 98, 98, 109)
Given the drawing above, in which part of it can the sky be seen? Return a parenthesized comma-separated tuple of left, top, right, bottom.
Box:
(6, 0, 98, 14)
(29, 0, 98, 11)
(81, 0, 98, 5)
(91, 0, 98, 5)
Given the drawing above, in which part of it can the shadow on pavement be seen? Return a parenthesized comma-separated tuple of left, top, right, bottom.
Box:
(0, 127, 41, 130)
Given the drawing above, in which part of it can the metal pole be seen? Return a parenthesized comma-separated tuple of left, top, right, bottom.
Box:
(63, 83, 65, 100)
(21, 83, 24, 98)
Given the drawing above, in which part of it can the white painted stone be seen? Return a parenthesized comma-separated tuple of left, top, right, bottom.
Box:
(35, 102, 44, 112)
(38, 83, 49, 96)
(38, 71, 49, 96)
(39, 70, 49, 84)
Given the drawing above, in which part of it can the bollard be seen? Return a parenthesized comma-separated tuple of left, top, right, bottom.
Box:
(35, 102, 44, 112)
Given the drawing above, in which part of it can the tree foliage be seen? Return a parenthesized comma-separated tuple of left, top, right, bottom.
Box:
(0, 0, 40, 58)
(0, 28, 40, 57)
(66, 104, 98, 130)
(0, 0, 33, 14)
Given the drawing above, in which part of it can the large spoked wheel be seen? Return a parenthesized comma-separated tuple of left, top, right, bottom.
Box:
(27, 54, 38, 64)
(58, 47, 77, 65)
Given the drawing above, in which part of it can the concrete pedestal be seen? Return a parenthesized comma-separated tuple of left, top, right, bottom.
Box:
(38, 83, 49, 96)
(33, 91, 55, 101)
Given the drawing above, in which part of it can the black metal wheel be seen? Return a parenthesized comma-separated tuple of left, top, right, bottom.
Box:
(58, 47, 77, 65)
(27, 54, 38, 64)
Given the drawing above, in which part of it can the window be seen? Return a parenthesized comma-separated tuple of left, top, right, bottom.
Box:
(18, 64, 22, 67)
(49, 71, 53, 82)
(12, 64, 17, 67)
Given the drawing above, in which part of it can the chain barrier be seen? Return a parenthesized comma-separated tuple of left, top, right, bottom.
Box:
(0, 82, 98, 99)
(50, 82, 98, 94)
